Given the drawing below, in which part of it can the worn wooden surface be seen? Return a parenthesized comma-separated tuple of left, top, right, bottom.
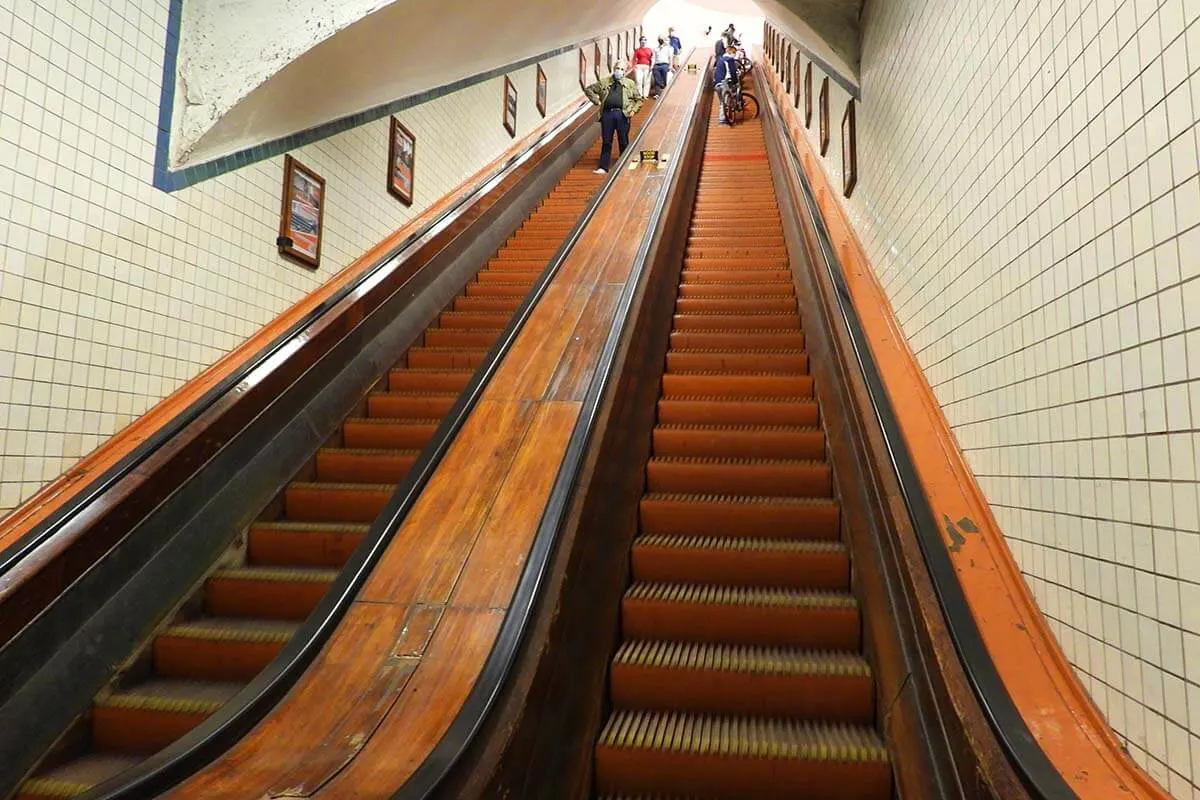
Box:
(168, 59, 703, 800)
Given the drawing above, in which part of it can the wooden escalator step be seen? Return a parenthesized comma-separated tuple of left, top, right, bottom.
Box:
(631, 533, 849, 590)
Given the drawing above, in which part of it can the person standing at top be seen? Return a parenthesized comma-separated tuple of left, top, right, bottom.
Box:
(713, 44, 740, 125)
(653, 36, 674, 97)
(668, 27, 682, 69)
(583, 60, 643, 174)
(632, 36, 654, 98)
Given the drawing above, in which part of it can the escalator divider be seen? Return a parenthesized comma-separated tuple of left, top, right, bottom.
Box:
(387, 52, 712, 800)
(82, 49, 700, 800)
(755, 67, 1077, 800)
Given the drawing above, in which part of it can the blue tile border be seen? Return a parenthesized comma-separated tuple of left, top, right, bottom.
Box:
(152, 4, 635, 193)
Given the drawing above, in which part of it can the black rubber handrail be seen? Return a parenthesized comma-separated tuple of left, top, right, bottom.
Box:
(81, 53, 695, 800)
(389, 52, 709, 800)
(757, 81, 1077, 800)
(0, 99, 593, 582)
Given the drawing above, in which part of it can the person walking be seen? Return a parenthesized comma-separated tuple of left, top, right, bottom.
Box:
(668, 27, 682, 69)
(632, 36, 654, 98)
(583, 60, 643, 174)
(653, 36, 673, 97)
(713, 44, 740, 125)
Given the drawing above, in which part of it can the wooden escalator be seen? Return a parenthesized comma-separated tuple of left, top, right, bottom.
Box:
(14, 111, 650, 800)
(592, 99, 892, 798)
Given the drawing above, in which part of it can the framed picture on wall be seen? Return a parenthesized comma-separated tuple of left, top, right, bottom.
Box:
(819, 76, 830, 155)
(842, 99, 858, 197)
(594, 42, 602, 79)
(607, 37, 613, 72)
(785, 44, 793, 95)
(277, 155, 325, 269)
(579, 48, 588, 91)
(503, 76, 518, 138)
(804, 62, 813, 127)
(387, 117, 415, 206)
(536, 64, 548, 117)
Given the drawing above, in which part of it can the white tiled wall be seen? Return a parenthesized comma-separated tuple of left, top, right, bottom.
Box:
(770, 0, 1200, 792)
(0, 0, 590, 515)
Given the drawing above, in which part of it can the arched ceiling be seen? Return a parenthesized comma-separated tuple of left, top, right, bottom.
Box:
(171, 0, 862, 168)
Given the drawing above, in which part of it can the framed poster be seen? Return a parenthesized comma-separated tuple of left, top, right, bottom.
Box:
(842, 100, 858, 197)
(607, 37, 613, 73)
(277, 155, 325, 269)
(594, 42, 602, 79)
(387, 117, 415, 206)
(579, 48, 588, 91)
(804, 62, 813, 127)
(536, 63, 548, 118)
(819, 76, 830, 155)
(785, 44, 793, 95)
(794, 54, 802, 108)
(503, 76, 518, 138)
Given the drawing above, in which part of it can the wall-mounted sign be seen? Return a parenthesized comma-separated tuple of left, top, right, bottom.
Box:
(277, 155, 325, 269)
(503, 75, 518, 138)
(686, 63, 698, 74)
(819, 75, 830, 155)
(842, 99, 857, 197)
(536, 63, 548, 118)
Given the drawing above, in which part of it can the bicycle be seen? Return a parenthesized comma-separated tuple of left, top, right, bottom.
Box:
(720, 78, 759, 125)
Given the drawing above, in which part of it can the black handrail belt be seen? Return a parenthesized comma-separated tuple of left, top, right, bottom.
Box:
(756, 75, 1076, 800)
(85, 49, 699, 800)
(389, 51, 710, 800)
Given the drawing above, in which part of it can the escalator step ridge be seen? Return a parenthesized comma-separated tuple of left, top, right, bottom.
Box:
(666, 348, 805, 355)
(635, 534, 844, 554)
(317, 447, 422, 456)
(343, 417, 441, 426)
(251, 520, 371, 531)
(657, 395, 814, 403)
(597, 710, 888, 762)
(369, 390, 461, 397)
(642, 493, 836, 507)
(653, 423, 820, 432)
(18, 755, 143, 799)
(625, 582, 857, 609)
(96, 680, 242, 714)
(647, 456, 826, 467)
(613, 640, 870, 677)
(673, 310, 797, 317)
(209, 566, 339, 582)
(161, 619, 297, 643)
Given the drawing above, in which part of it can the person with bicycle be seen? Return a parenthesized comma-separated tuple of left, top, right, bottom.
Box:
(713, 44, 740, 125)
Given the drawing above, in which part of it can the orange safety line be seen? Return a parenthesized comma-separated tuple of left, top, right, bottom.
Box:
(762, 68, 1168, 800)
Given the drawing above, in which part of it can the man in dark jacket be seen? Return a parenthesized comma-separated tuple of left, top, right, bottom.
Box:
(583, 61, 643, 173)
(713, 45, 740, 124)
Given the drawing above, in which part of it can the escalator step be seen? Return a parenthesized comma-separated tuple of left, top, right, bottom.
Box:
(387, 368, 474, 392)
(92, 680, 242, 752)
(594, 711, 889, 799)
(453, 295, 523, 313)
(682, 256, 789, 270)
(406, 347, 489, 370)
(438, 311, 513, 329)
(656, 398, 820, 427)
(464, 281, 535, 297)
(16, 754, 142, 800)
(660, 372, 813, 398)
(367, 391, 460, 419)
(314, 448, 419, 483)
(610, 640, 872, 720)
(652, 424, 825, 460)
(621, 582, 859, 649)
(639, 493, 840, 540)
(668, 329, 805, 350)
(678, 282, 794, 297)
(247, 521, 369, 567)
(423, 327, 505, 348)
(681, 269, 793, 283)
(203, 566, 338, 620)
(631, 534, 849, 589)
(675, 296, 797, 314)
(671, 313, 801, 331)
(476, 270, 540, 284)
(645, 457, 831, 498)
(665, 349, 808, 373)
(342, 418, 439, 450)
(284, 481, 395, 522)
(154, 619, 296, 682)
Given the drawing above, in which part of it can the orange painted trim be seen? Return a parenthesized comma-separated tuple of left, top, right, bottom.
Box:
(762, 66, 1168, 800)
(0, 101, 587, 553)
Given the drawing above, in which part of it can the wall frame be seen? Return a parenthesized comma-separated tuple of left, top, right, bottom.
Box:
(277, 155, 325, 269)
(579, 48, 588, 91)
(503, 75, 518, 138)
(536, 64, 548, 118)
(804, 62, 813, 127)
(794, 53, 803, 108)
(819, 75, 830, 155)
(594, 42, 602, 79)
(386, 117, 415, 206)
(785, 43, 793, 95)
(842, 99, 858, 197)
(606, 37, 613, 73)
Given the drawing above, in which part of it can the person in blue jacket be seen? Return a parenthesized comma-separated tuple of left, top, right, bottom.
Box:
(668, 27, 682, 69)
(713, 44, 740, 124)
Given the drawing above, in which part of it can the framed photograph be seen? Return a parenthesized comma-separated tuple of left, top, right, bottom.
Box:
(277, 155, 325, 269)
(804, 63, 813, 127)
(842, 100, 858, 197)
(579, 48, 588, 91)
(606, 37, 613, 73)
(625, 30, 631, 59)
(819, 76, 830, 155)
(536, 63, 548, 118)
(594, 42, 602, 79)
(387, 117, 415, 206)
(794, 55, 802, 108)
(502, 75, 518, 138)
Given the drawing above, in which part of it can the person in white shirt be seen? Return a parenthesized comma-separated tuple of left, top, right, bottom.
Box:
(652, 37, 673, 96)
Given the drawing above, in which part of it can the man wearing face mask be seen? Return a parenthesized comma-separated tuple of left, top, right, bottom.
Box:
(583, 60, 643, 174)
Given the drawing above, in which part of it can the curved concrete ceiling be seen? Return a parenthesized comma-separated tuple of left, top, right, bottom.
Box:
(171, 0, 862, 168)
